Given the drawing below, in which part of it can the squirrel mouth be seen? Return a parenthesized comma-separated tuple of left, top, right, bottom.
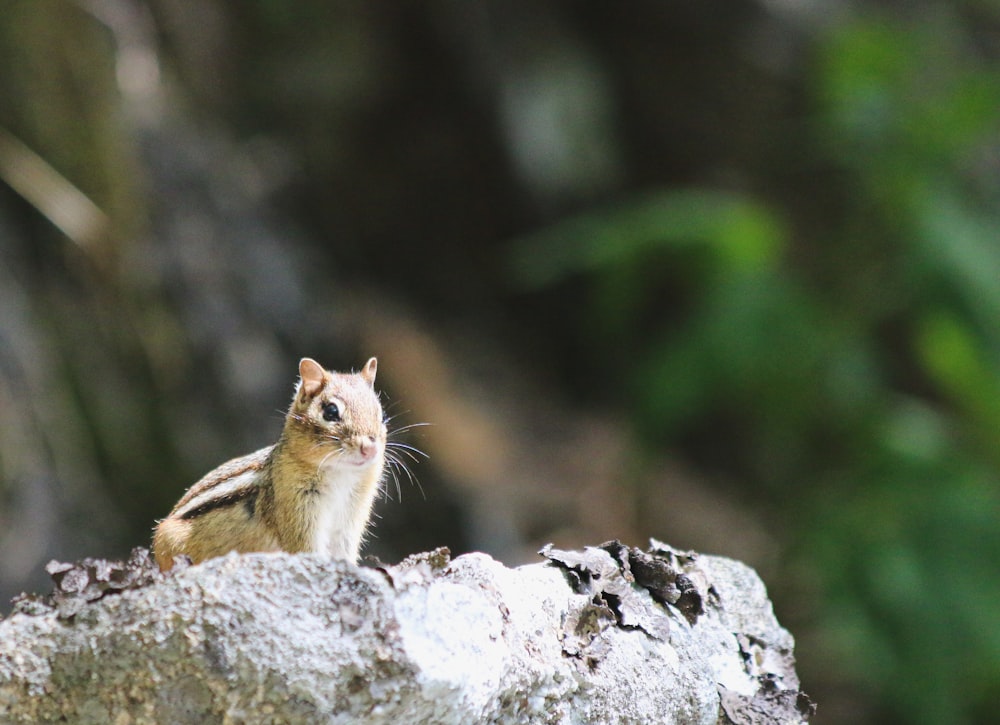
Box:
(323, 452, 376, 468)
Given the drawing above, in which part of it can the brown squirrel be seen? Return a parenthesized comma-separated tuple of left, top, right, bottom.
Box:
(153, 357, 393, 571)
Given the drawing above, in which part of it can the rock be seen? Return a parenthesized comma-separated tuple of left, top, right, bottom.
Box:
(0, 542, 814, 724)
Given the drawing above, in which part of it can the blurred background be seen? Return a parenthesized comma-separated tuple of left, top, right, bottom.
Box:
(1, 0, 999, 722)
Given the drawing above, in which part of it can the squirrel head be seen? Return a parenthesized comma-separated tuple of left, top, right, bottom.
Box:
(289, 357, 386, 467)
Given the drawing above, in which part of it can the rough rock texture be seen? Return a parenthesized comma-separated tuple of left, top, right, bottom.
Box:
(0, 541, 813, 724)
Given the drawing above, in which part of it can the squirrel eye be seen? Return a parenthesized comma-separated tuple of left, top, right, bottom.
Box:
(322, 402, 341, 422)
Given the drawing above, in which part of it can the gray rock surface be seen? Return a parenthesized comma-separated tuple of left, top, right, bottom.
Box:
(0, 541, 813, 724)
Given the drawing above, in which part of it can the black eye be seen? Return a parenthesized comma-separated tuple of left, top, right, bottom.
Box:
(322, 402, 341, 422)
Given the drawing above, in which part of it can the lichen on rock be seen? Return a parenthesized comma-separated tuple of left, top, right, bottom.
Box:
(0, 541, 814, 724)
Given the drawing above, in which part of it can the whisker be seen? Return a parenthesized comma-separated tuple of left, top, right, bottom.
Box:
(388, 439, 429, 454)
(379, 452, 404, 503)
(386, 446, 423, 464)
(387, 441, 429, 461)
(388, 465, 406, 504)
(381, 403, 410, 421)
(388, 422, 433, 435)
(317, 449, 340, 476)
(388, 458, 403, 503)
(307, 435, 341, 456)
(377, 412, 428, 502)
(385, 449, 425, 500)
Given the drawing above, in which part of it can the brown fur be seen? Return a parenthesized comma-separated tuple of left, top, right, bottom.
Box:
(153, 358, 386, 571)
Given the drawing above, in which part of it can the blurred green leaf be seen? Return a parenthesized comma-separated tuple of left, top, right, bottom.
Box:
(915, 189, 1000, 336)
(507, 189, 786, 289)
(916, 312, 1000, 437)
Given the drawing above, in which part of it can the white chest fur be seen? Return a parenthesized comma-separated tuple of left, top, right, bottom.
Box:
(310, 463, 373, 559)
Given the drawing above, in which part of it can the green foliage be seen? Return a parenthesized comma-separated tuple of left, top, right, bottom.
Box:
(510, 8, 1000, 723)
(509, 189, 785, 288)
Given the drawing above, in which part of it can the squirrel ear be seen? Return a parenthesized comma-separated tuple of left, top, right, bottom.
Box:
(360, 357, 377, 387)
(298, 358, 326, 397)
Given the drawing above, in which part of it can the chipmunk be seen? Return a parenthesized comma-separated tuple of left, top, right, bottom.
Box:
(153, 357, 390, 571)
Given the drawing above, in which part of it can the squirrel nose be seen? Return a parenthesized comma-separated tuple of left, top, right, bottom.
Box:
(359, 436, 377, 458)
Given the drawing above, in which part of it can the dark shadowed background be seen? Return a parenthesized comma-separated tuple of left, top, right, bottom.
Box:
(2, 1, 999, 722)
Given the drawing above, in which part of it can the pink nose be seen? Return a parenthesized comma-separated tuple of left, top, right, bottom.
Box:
(359, 437, 377, 459)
